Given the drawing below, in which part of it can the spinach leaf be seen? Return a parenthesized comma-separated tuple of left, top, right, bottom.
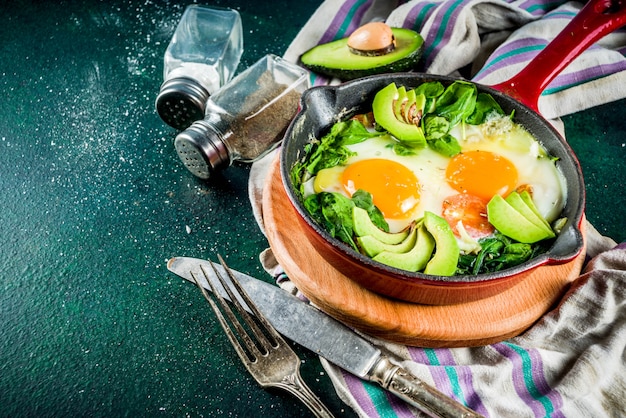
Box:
(414, 81, 445, 97)
(302, 189, 389, 251)
(456, 232, 548, 275)
(319, 192, 357, 250)
(466, 92, 505, 125)
(303, 123, 353, 175)
(337, 119, 382, 145)
(414, 81, 444, 113)
(423, 114, 449, 140)
(435, 81, 477, 128)
(428, 134, 461, 157)
(351, 189, 388, 231)
(471, 237, 505, 275)
(497, 243, 534, 265)
(304, 192, 358, 251)
(389, 142, 417, 156)
(302, 119, 382, 177)
(423, 114, 461, 157)
(303, 193, 324, 225)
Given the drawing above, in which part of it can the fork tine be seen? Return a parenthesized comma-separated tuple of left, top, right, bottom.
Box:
(190, 267, 261, 363)
(215, 254, 284, 346)
(204, 259, 275, 355)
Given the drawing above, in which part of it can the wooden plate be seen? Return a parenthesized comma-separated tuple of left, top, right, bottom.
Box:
(262, 156, 586, 347)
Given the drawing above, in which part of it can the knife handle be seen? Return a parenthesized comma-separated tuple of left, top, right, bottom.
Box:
(369, 356, 483, 418)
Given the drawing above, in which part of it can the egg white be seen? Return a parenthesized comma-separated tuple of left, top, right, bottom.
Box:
(451, 122, 567, 223)
(310, 135, 457, 233)
(307, 119, 567, 235)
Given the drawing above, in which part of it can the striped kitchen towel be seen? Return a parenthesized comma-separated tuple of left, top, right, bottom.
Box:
(283, 0, 626, 120)
(248, 1, 626, 416)
(314, 237, 626, 417)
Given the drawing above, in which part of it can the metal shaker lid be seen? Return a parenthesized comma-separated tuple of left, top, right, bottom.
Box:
(174, 119, 230, 179)
(155, 77, 210, 130)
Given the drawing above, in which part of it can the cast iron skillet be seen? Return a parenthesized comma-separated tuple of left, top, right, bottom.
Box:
(280, 0, 626, 305)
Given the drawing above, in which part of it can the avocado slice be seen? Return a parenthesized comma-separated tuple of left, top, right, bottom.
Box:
(423, 211, 460, 276)
(393, 86, 408, 121)
(357, 223, 418, 257)
(300, 28, 424, 81)
(373, 224, 435, 272)
(403, 89, 426, 124)
(505, 191, 554, 236)
(372, 83, 426, 145)
(487, 195, 555, 243)
(518, 190, 552, 223)
(403, 88, 416, 121)
(352, 206, 409, 244)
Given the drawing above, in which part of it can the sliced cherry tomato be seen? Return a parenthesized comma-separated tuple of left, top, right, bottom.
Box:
(442, 193, 494, 238)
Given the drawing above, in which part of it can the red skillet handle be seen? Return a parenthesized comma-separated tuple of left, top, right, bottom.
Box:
(490, 0, 626, 112)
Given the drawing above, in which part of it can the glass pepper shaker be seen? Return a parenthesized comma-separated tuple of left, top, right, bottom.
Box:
(156, 5, 243, 130)
(174, 54, 310, 179)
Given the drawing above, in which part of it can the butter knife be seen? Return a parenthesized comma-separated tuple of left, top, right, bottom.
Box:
(168, 256, 483, 418)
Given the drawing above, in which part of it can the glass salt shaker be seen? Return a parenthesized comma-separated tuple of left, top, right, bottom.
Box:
(174, 54, 310, 179)
(156, 5, 243, 130)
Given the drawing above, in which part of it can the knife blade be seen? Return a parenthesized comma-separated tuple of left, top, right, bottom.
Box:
(168, 256, 482, 418)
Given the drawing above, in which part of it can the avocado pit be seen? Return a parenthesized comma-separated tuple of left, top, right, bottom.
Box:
(347, 22, 396, 56)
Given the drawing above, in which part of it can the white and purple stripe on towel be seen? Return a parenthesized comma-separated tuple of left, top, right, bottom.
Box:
(291, 0, 626, 118)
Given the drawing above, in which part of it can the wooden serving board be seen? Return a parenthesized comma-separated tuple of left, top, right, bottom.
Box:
(262, 156, 586, 347)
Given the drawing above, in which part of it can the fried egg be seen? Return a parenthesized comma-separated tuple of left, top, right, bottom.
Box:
(306, 117, 566, 243)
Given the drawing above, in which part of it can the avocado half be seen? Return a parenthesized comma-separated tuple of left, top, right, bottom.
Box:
(300, 28, 424, 80)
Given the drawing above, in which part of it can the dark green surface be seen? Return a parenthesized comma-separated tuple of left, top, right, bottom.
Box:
(0, 1, 624, 417)
(0, 1, 354, 417)
(562, 103, 626, 243)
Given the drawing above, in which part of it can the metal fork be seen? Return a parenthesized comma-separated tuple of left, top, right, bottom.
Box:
(190, 255, 335, 418)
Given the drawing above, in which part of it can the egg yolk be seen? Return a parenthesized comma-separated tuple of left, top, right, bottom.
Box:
(313, 166, 344, 193)
(341, 158, 420, 219)
(445, 150, 518, 201)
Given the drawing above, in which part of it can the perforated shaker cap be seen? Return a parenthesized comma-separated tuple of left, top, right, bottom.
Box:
(174, 119, 230, 179)
(155, 77, 210, 130)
